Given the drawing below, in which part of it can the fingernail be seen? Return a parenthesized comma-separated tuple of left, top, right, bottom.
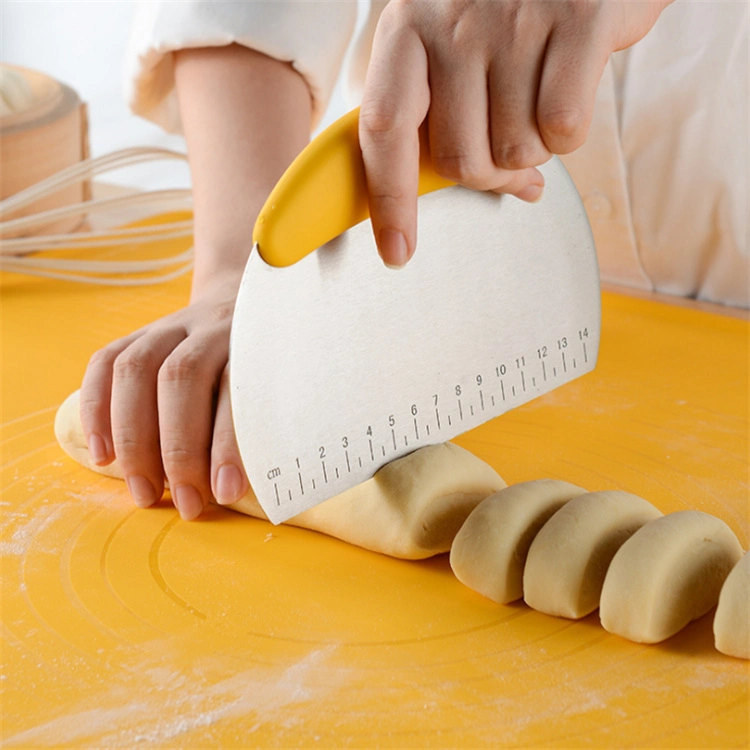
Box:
(173, 484, 204, 520)
(215, 464, 244, 505)
(517, 183, 544, 203)
(88, 433, 108, 465)
(379, 229, 408, 269)
(126, 475, 158, 508)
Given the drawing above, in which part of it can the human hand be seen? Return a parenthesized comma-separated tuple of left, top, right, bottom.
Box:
(78, 43, 312, 520)
(78, 273, 249, 520)
(360, 0, 671, 267)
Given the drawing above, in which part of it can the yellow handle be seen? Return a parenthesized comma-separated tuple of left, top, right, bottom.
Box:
(253, 108, 454, 267)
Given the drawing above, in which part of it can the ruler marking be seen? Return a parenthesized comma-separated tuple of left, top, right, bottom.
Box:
(572, 358, 577, 369)
(414, 418, 419, 440)
(553, 367, 557, 377)
(404, 435, 409, 447)
(298, 473, 304, 495)
(521, 371, 526, 392)
(435, 408, 441, 430)
(448, 415, 452, 426)
(345, 450, 351, 473)
(322, 461, 328, 483)
(369, 439, 374, 461)
(426, 424, 430, 436)
(288, 489, 292, 501)
(382, 445, 386, 456)
(532, 376, 536, 387)
(491, 395, 495, 406)
(542, 360, 547, 381)
(392, 428, 397, 450)
(274, 483, 280, 506)
(512, 385, 516, 397)
(479, 390, 484, 410)
(358, 457, 362, 468)
(562, 352, 567, 373)
(470, 404, 474, 416)
(335, 467, 340, 478)
(583, 342, 588, 363)
(458, 399, 464, 420)
(501, 381, 506, 401)
(312, 478, 316, 490)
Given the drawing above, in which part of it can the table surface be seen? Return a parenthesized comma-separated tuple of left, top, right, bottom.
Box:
(1, 223, 748, 748)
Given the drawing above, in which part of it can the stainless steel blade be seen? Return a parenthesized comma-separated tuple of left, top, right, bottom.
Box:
(230, 157, 600, 523)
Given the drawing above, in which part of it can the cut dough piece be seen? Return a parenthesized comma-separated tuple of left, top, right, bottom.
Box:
(55, 389, 505, 558)
(714, 551, 750, 659)
(450, 479, 588, 603)
(600, 511, 744, 644)
(524, 491, 662, 619)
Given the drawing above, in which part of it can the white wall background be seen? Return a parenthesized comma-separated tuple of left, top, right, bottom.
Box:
(0, 0, 358, 190)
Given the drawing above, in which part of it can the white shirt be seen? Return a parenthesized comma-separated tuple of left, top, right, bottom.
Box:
(126, 0, 749, 308)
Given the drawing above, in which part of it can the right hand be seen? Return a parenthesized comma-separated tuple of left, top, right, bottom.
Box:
(360, 0, 672, 268)
(79, 272, 249, 520)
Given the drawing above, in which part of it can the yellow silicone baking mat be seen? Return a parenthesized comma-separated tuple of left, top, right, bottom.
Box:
(1, 226, 748, 748)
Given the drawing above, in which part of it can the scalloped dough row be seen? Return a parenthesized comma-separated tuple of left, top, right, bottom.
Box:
(451, 483, 746, 656)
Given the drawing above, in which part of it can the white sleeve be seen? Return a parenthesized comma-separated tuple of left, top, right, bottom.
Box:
(125, 0, 358, 133)
(562, 1, 748, 308)
(615, 0, 748, 307)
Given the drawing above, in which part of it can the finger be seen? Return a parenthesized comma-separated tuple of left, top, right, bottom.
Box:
(489, 166, 546, 203)
(427, 40, 546, 199)
(211, 364, 249, 506)
(111, 327, 187, 508)
(536, 21, 610, 155)
(360, 11, 430, 268)
(158, 328, 229, 520)
(427, 50, 498, 189)
(488, 39, 551, 170)
(79, 332, 141, 467)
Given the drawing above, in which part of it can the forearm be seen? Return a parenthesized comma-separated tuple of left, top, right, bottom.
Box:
(174, 44, 312, 297)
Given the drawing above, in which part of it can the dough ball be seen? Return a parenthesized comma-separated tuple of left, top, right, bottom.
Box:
(524, 491, 662, 619)
(600, 511, 743, 644)
(450, 479, 588, 603)
(55, 390, 505, 558)
(714, 551, 750, 659)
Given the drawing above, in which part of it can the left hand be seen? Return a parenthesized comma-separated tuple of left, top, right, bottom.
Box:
(360, 0, 672, 268)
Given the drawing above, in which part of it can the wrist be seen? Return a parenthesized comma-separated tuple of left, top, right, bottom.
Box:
(189, 248, 251, 304)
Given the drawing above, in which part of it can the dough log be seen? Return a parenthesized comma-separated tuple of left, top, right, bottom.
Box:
(54, 390, 505, 559)
(600, 511, 744, 644)
(450, 479, 587, 604)
(523, 491, 662, 619)
(714, 551, 750, 659)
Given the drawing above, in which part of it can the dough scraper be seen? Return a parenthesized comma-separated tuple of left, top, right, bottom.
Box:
(230, 109, 601, 524)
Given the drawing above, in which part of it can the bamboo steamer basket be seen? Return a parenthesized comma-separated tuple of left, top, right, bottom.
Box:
(0, 64, 89, 236)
